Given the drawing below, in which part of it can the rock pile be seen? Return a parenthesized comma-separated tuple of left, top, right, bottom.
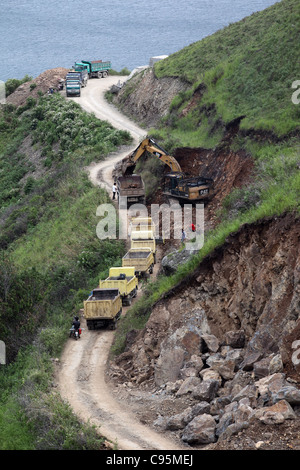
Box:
(152, 331, 300, 445)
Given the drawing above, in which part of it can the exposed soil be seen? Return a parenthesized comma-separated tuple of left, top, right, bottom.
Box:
(6, 67, 69, 107)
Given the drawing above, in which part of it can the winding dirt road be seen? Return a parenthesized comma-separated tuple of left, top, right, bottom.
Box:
(57, 76, 185, 451)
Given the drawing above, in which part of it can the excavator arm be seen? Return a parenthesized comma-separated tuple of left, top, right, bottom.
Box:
(128, 137, 182, 173)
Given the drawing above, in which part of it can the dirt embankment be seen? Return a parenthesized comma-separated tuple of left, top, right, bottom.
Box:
(109, 212, 300, 450)
(6, 67, 68, 107)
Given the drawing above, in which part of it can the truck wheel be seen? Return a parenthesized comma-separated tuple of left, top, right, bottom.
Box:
(102, 71, 108, 78)
(98, 72, 103, 78)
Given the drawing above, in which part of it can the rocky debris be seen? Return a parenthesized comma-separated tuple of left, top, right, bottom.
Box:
(109, 213, 300, 448)
(6, 67, 69, 107)
(161, 248, 198, 276)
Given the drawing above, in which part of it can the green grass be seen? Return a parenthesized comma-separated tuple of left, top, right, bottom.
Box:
(154, 0, 300, 142)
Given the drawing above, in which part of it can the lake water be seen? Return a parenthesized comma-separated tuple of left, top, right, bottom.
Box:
(0, 0, 277, 81)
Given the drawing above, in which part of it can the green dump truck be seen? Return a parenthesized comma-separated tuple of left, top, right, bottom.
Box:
(83, 288, 122, 330)
(130, 230, 157, 263)
(99, 267, 138, 306)
(74, 60, 111, 78)
(122, 248, 154, 278)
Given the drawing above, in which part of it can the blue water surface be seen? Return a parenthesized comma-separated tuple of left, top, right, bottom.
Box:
(0, 0, 277, 81)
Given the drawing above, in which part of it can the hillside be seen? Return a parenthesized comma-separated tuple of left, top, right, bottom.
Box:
(0, 0, 299, 452)
(107, 0, 300, 450)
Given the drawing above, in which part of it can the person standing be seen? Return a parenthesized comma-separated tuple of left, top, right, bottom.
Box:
(181, 228, 186, 247)
(112, 182, 117, 200)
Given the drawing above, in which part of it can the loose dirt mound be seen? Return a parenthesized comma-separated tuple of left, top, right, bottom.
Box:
(6, 67, 69, 107)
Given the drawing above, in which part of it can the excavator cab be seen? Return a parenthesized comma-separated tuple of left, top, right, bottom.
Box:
(163, 172, 214, 203)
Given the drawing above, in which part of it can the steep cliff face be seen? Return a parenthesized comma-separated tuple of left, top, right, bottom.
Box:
(113, 212, 300, 386)
(113, 68, 188, 128)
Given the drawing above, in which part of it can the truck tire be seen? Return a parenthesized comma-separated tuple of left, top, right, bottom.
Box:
(102, 71, 108, 78)
(98, 72, 103, 78)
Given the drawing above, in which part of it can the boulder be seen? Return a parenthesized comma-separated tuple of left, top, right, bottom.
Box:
(166, 402, 210, 430)
(225, 330, 245, 349)
(201, 334, 220, 353)
(200, 368, 222, 385)
(254, 400, 296, 425)
(176, 377, 201, 396)
(192, 379, 219, 402)
(182, 414, 217, 445)
(272, 385, 300, 406)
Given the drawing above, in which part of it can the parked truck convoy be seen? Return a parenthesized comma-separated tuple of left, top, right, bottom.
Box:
(65, 59, 111, 98)
(65, 69, 88, 97)
(99, 267, 138, 306)
(74, 60, 111, 78)
(83, 288, 122, 330)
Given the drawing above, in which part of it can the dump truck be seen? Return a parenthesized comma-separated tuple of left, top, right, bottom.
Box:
(66, 80, 81, 97)
(66, 70, 88, 87)
(99, 267, 138, 306)
(122, 248, 154, 278)
(74, 60, 111, 78)
(83, 288, 122, 330)
(117, 174, 146, 208)
(131, 217, 156, 235)
(130, 230, 157, 263)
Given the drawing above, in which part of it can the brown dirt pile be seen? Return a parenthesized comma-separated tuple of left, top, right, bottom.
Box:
(6, 67, 69, 107)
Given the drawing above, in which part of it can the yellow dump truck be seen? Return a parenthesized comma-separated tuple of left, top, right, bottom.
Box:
(122, 248, 154, 278)
(130, 230, 157, 263)
(99, 267, 138, 306)
(131, 217, 156, 235)
(83, 288, 122, 330)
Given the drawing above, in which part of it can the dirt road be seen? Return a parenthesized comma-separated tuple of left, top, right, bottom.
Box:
(57, 76, 184, 451)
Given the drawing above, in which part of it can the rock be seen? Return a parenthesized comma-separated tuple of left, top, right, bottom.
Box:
(206, 354, 236, 380)
(154, 347, 185, 386)
(232, 384, 258, 407)
(192, 379, 219, 402)
(216, 411, 235, 437)
(225, 330, 246, 349)
(269, 354, 283, 374)
(272, 385, 300, 406)
(165, 380, 183, 394)
(210, 396, 232, 416)
(201, 334, 220, 353)
(200, 368, 222, 385)
(161, 249, 197, 276)
(240, 351, 263, 371)
(182, 414, 217, 445)
(255, 373, 287, 399)
(180, 367, 198, 379)
(176, 377, 201, 396)
(254, 356, 273, 379)
(254, 400, 296, 424)
(184, 354, 204, 373)
(166, 402, 210, 430)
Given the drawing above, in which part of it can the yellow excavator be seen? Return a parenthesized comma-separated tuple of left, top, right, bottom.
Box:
(116, 137, 214, 204)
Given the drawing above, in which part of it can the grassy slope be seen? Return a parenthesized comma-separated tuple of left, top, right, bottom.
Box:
(0, 94, 131, 449)
(154, 0, 300, 141)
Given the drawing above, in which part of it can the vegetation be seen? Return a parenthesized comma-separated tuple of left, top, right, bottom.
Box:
(0, 92, 131, 449)
(154, 0, 300, 144)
